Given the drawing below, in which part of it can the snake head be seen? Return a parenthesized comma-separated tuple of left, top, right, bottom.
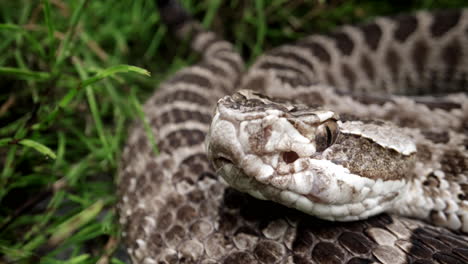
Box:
(206, 90, 416, 221)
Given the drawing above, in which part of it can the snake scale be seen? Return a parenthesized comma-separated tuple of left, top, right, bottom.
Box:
(118, 1, 468, 263)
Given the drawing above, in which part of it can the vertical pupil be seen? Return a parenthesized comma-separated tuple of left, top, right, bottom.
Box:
(283, 151, 299, 164)
(325, 126, 332, 146)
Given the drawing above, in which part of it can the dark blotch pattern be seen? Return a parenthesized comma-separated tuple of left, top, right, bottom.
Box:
(152, 109, 212, 128)
(242, 75, 266, 93)
(422, 131, 450, 144)
(442, 38, 462, 74)
(253, 240, 285, 263)
(297, 40, 331, 64)
(269, 49, 316, 73)
(218, 56, 243, 78)
(294, 91, 325, 107)
(258, 61, 305, 75)
(440, 149, 468, 183)
(330, 31, 355, 55)
(338, 232, 373, 254)
(159, 129, 206, 153)
(431, 10, 462, 38)
(224, 252, 256, 264)
(176, 204, 198, 223)
(416, 100, 461, 111)
(292, 229, 314, 254)
(326, 71, 337, 87)
(173, 153, 211, 184)
(277, 75, 313, 87)
(199, 60, 228, 78)
(342, 63, 357, 90)
(394, 15, 419, 42)
(360, 54, 375, 81)
(198, 35, 222, 53)
(360, 23, 382, 51)
(168, 72, 213, 89)
(348, 258, 373, 264)
(412, 40, 429, 77)
(155, 89, 211, 106)
(433, 253, 467, 264)
(385, 48, 401, 79)
(312, 242, 344, 264)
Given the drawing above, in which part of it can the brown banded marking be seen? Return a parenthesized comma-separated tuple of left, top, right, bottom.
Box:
(193, 31, 223, 53)
(422, 131, 450, 144)
(360, 22, 383, 50)
(393, 14, 418, 42)
(213, 50, 245, 78)
(172, 153, 213, 183)
(268, 48, 317, 74)
(360, 54, 376, 82)
(257, 56, 316, 80)
(384, 48, 401, 81)
(257, 62, 307, 79)
(167, 72, 213, 90)
(152, 87, 212, 106)
(295, 39, 332, 64)
(150, 109, 212, 131)
(341, 63, 358, 91)
(329, 31, 355, 56)
(256, 10, 468, 96)
(411, 39, 429, 79)
(430, 9, 463, 38)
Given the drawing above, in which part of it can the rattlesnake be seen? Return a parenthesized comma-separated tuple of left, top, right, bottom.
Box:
(118, 1, 468, 263)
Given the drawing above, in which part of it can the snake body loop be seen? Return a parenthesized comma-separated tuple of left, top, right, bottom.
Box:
(118, 2, 468, 263)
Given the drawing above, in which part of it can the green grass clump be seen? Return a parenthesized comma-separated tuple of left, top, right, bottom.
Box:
(0, 0, 466, 263)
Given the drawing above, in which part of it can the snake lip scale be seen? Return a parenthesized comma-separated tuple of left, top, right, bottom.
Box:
(119, 1, 468, 263)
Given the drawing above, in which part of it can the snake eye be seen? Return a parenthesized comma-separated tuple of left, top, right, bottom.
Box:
(315, 121, 339, 152)
(214, 156, 233, 168)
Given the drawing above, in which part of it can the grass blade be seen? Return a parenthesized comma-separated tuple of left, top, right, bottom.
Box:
(0, 137, 13, 146)
(253, 0, 266, 57)
(54, 0, 89, 71)
(19, 139, 57, 159)
(81, 65, 150, 88)
(41, 0, 56, 62)
(0, 66, 50, 80)
(48, 199, 105, 246)
(202, 0, 222, 27)
(85, 85, 112, 163)
(130, 88, 159, 155)
(0, 23, 46, 58)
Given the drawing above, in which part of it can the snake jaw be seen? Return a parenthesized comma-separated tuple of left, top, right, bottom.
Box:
(215, 151, 407, 221)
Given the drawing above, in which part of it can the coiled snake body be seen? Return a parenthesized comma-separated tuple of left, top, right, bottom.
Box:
(118, 2, 468, 263)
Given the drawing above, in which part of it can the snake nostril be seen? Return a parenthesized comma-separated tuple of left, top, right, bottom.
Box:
(282, 151, 299, 164)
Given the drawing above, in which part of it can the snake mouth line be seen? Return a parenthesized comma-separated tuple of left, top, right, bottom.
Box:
(223, 164, 401, 221)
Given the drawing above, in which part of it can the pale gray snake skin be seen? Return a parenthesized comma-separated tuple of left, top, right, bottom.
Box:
(118, 2, 468, 263)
